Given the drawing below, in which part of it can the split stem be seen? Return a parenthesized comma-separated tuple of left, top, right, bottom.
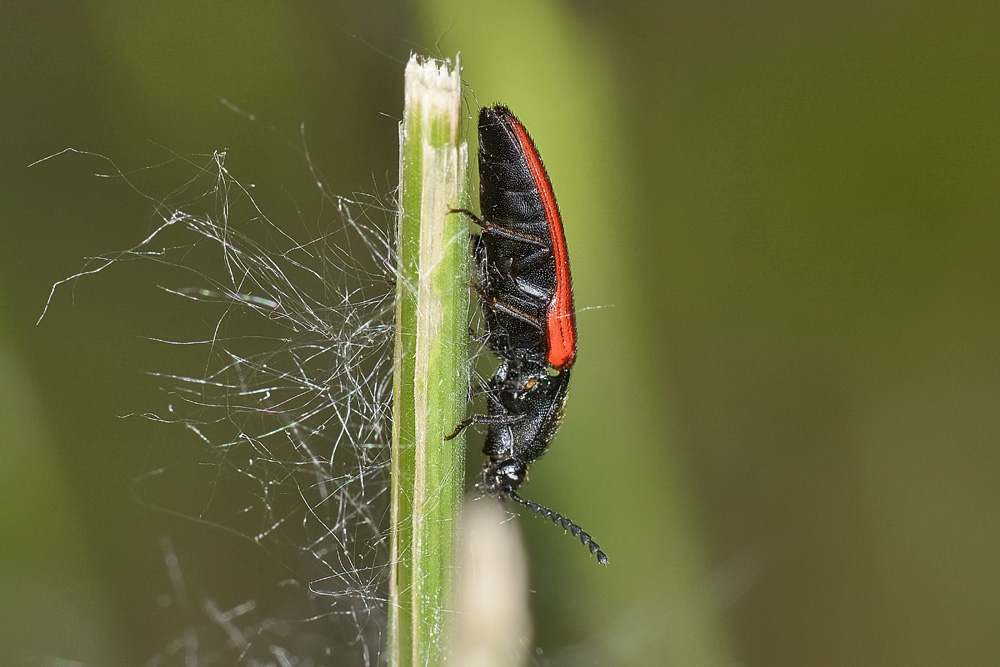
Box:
(389, 54, 469, 667)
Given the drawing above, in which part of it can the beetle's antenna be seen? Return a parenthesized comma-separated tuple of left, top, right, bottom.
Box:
(507, 491, 608, 565)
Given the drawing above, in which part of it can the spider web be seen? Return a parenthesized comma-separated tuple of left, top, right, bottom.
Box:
(42, 146, 399, 667)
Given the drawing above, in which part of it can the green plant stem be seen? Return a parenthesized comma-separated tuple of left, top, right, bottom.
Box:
(389, 54, 469, 667)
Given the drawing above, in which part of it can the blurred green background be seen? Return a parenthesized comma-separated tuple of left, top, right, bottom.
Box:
(3, 1, 999, 665)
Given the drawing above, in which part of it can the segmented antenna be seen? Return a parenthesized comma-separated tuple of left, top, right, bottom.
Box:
(507, 491, 609, 565)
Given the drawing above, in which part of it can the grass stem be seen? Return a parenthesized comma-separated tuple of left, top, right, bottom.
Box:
(389, 53, 469, 667)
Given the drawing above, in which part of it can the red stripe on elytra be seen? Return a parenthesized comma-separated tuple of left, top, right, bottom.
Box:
(508, 116, 577, 370)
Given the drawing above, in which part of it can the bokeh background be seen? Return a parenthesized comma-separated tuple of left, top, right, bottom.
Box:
(3, 1, 999, 665)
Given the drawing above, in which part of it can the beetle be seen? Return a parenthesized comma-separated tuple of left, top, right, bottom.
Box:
(447, 104, 607, 564)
